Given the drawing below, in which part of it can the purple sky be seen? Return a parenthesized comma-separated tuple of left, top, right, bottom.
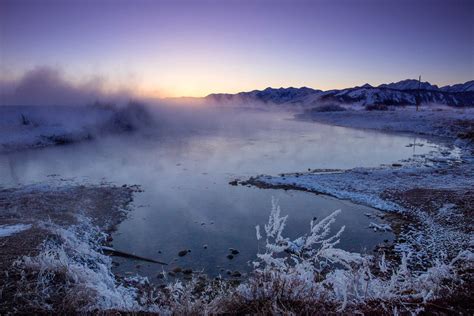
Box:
(1, 0, 473, 97)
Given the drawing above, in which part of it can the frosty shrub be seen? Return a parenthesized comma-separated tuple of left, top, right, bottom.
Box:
(11, 216, 145, 312)
(235, 198, 472, 314)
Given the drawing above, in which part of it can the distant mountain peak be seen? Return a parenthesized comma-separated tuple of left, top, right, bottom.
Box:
(441, 80, 474, 93)
(378, 79, 439, 91)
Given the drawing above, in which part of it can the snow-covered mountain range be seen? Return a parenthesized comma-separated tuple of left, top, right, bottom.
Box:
(205, 79, 474, 107)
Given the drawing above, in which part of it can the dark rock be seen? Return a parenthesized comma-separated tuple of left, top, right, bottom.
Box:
(178, 250, 189, 257)
(183, 269, 193, 275)
(229, 180, 239, 186)
(231, 271, 242, 277)
(227, 254, 234, 260)
(229, 248, 239, 255)
(172, 267, 182, 273)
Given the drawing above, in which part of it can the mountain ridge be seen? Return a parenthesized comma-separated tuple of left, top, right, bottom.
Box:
(205, 79, 474, 107)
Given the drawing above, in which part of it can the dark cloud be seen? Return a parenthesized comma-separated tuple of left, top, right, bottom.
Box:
(0, 67, 133, 106)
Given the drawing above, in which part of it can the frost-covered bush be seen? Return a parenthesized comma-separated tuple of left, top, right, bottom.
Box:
(235, 198, 472, 314)
(12, 217, 146, 312)
(237, 198, 364, 310)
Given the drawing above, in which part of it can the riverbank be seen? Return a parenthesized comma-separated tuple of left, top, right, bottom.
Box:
(299, 106, 474, 144)
(238, 106, 473, 311)
(0, 182, 142, 313)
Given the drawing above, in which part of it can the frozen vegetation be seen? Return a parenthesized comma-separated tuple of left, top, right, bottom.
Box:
(0, 182, 141, 312)
(2, 199, 471, 314)
(12, 217, 143, 312)
(0, 223, 32, 237)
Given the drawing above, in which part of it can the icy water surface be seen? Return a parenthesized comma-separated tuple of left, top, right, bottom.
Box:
(0, 109, 443, 279)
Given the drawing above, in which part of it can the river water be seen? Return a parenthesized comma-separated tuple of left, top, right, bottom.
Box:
(0, 108, 440, 280)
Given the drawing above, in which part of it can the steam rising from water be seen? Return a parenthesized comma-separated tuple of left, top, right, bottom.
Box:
(0, 66, 135, 106)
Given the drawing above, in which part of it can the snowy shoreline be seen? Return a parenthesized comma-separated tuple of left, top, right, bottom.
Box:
(244, 107, 473, 211)
(0, 182, 144, 312)
(240, 107, 473, 271)
(0, 103, 154, 153)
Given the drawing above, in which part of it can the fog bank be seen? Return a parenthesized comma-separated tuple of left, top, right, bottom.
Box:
(0, 67, 134, 106)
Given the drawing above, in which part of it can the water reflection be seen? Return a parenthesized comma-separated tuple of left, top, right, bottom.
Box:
(0, 110, 439, 278)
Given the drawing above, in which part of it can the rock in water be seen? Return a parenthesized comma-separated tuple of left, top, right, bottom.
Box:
(229, 248, 239, 255)
(231, 271, 242, 277)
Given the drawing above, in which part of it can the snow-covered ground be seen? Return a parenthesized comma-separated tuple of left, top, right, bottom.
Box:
(300, 106, 474, 142)
(0, 103, 156, 152)
(0, 223, 32, 237)
(244, 106, 474, 213)
(246, 155, 472, 212)
(244, 159, 473, 265)
(0, 181, 142, 312)
(0, 105, 111, 151)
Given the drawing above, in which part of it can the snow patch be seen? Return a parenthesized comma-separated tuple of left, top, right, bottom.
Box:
(14, 216, 156, 312)
(369, 222, 392, 232)
(0, 223, 32, 237)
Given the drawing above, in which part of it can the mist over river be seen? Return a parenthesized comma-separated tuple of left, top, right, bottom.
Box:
(0, 108, 441, 279)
